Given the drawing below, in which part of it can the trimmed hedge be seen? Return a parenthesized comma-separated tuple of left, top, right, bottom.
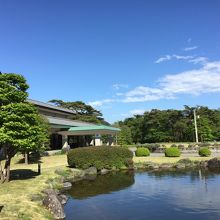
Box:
(165, 147, 181, 157)
(135, 147, 150, 157)
(67, 146, 133, 170)
(199, 147, 211, 157)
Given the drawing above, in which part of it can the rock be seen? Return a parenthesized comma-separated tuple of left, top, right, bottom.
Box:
(55, 168, 66, 175)
(208, 157, 220, 169)
(66, 168, 86, 182)
(159, 163, 173, 169)
(84, 167, 97, 176)
(200, 161, 208, 168)
(43, 193, 65, 220)
(62, 182, 72, 190)
(148, 164, 159, 170)
(70, 168, 85, 178)
(100, 168, 109, 175)
(58, 194, 69, 205)
(175, 164, 186, 169)
(0, 204, 4, 213)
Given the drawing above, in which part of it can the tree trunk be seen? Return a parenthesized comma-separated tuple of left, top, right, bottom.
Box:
(0, 146, 16, 184)
(0, 161, 4, 183)
(25, 151, 29, 164)
(4, 157, 11, 182)
(0, 157, 11, 183)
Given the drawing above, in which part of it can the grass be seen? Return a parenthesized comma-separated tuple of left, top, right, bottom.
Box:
(0, 154, 67, 220)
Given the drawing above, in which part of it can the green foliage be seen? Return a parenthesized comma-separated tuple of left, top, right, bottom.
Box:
(0, 73, 29, 106)
(135, 147, 150, 157)
(67, 146, 133, 170)
(117, 125, 133, 145)
(0, 103, 49, 152)
(198, 147, 211, 157)
(48, 99, 106, 124)
(117, 106, 220, 143)
(177, 158, 193, 164)
(0, 73, 49, 182)
(165, 147, 181, 157)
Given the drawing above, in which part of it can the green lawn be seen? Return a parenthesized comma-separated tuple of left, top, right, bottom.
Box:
(0, 154, 67, 220)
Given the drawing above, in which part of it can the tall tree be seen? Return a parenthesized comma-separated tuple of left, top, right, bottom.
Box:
(48, 99, 106, 124)
(0, 73, 48, 183)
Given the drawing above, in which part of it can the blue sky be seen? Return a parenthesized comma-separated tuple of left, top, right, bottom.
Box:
(0, 0, 220, 123)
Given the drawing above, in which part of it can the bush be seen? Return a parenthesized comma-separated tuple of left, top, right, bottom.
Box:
(165, 147, 181, 157)
(135, 147, 150, 157)
(198, 147, 211, 157)
(177, 158, 192, 164)
(67, 146, 133, 170)
(171, 144, 177, 148)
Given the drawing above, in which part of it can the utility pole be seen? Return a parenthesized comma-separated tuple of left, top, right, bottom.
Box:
(193, 108, 199, 143)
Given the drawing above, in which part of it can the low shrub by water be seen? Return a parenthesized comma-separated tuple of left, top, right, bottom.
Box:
(135, 147, 150, 157)
(165, 147, 181, 157)
(67, 146, 133, 170)
(199, 147, 211, 157)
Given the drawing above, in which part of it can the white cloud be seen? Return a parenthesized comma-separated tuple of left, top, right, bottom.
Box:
(123, 61, 220, 102)
(183, 46, 198, 51)
(112, 83, 128, 90)
(189, 56, 208, 64)
(88, 99, 114, 107)
(155, 54, 209, 65)
(155, 54, 194, 63)
(155, 55, 172, 63)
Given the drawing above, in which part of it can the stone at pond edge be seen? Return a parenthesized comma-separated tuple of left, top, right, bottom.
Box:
(175, 164, 186, 169)
(65, 168, 86, 182)
(84, 167, 97, 176)
(200, 161, 208, 168)
(101, 168, 110, 175)
(62, 182, 72, 190)
(159, 163, 173, 169)
(208, 158, 220, 169)
(58, 194, 69, 205)
(43, 192, 66, 220)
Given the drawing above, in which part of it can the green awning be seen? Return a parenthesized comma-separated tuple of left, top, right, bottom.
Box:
(68, 125, 120, 132)
(58, 125, 120, 136)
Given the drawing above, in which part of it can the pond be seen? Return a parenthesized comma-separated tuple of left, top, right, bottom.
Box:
(64, 170, 220, 220)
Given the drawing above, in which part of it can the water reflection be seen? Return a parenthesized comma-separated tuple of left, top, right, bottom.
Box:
(65, 170, 220, 220)
(67, 171, 135, 199)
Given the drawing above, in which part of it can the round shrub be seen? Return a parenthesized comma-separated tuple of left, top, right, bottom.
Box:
(199, 147, 211, 157)
(165, 147, 181, 157)
(135, 147, 150, 157)
(67, 146, 133, 170)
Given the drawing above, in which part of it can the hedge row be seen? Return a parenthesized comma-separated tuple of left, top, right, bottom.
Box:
(67, 146, 133, 170)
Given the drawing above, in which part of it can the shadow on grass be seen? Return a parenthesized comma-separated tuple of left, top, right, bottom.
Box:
(10, 169, 39, 180)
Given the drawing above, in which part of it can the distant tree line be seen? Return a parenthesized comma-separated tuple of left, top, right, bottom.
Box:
(115, 106, 220, 144)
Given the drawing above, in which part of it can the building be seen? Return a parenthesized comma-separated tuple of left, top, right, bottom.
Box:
(28, 99, 120, 150)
